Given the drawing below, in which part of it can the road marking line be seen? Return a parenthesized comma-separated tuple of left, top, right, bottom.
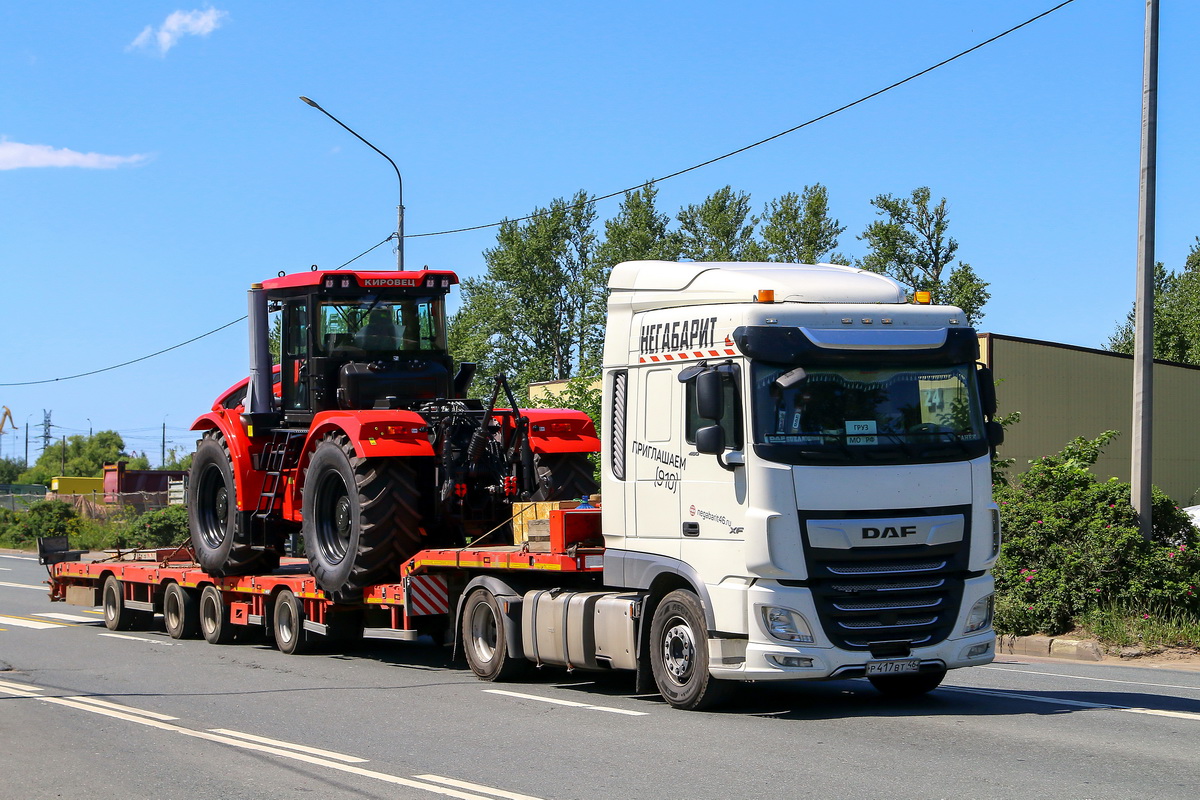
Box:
(0, 567, 11, 571)
(0, 581, 47, 591)
(941, 685, 1200, 721)
(0, 555, 36, 561)
(981, 665, 1200, 693)
(97, 633, 178, 646)
(35, 612, 103, 623)
(82, 609, 104, 615)
(414, 774, 544, 800)
(0, 683, 539, 800)
(0, 615, 68, 630)
(209, 729, 369, 763)
(0, 678, 43, 692)
(483, 689, 649, 716)
(63, 695, 179, 721)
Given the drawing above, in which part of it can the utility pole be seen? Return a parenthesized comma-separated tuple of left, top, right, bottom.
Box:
(24, 422, 29, 468)
(161, 421, 167, 467)
(60, 435, 66, 476)
(1131, 0, 1159, 542)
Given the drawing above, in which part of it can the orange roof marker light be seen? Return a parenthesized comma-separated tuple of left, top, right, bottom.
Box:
(755, 289, 776, 303)
(913, 290, 932, 304)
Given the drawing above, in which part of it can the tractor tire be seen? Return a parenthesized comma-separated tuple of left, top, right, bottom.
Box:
(188, 430, 278, 576)
(530, 452, 598, 502)
(302, 434, 423, 599)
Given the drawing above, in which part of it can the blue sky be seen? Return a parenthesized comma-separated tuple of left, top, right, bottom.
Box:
(2, 1, 1197, 466)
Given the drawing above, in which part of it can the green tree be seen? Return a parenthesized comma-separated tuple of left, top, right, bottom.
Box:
(449, 191, 605, 397)
(760, 184, 847, 264)
(595, 183, 682, 268)
(161, 446, 194, 472)
(0, 456, 23, 484)
(677, 186, 763, 261)
(858, 187, 990, 324)
(18, 431, 148, 485)
(1108, 240, 1200, 364)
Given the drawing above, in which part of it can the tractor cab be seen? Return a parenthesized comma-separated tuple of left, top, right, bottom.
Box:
(262, 270, 472, 425)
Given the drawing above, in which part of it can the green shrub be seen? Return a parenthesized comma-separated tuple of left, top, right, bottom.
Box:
(130, 505, 190, 548)
(994, 431, 1200, 636)
(2, 500, 82, 548)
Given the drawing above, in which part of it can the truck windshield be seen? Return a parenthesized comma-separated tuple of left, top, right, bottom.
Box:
(314, 294, 447, 356)
(751, 361, 989, 465)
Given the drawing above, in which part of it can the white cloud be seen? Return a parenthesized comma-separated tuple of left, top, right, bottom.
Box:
(128, 7, 228, 56)
(0, 139, 150, 170)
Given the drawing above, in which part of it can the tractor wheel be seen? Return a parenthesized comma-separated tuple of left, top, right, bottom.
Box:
(302, 434, 423, 599)
(530, 453, 598, 502)
(188, 430, 278, 576)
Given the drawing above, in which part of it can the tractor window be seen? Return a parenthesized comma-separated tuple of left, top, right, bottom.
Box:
(315, 294, 446, 356)
(281, 300, 309, 411)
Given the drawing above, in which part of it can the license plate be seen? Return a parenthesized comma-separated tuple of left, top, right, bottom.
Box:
(866, 658, 920, 676)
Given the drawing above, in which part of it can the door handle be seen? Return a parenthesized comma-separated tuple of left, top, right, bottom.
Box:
(682, 522, 700, 537)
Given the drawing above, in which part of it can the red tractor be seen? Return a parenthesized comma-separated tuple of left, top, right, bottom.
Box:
(187, 268, 598, 600)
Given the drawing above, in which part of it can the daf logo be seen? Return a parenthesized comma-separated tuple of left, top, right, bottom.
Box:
(861, 525, 918, 539)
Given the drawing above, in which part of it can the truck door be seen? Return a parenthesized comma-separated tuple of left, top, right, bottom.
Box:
(628, 367, 681, 560)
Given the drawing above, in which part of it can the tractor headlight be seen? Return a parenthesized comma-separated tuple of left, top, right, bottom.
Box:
(762, 606, 815, 643)
(964, 594, 994, 634)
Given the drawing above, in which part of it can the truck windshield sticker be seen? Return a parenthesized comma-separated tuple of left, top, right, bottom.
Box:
(845, 420, 878, 445)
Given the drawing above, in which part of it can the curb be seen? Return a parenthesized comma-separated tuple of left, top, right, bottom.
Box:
(997, 634, 1103, 662)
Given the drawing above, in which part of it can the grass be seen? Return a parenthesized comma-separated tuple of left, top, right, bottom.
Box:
(1073, 605, 1200, 653)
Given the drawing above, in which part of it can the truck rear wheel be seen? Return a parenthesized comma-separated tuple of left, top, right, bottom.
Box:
(273, 589, 307, 655)
(163, 582, 200, 639)
(199, 585, 235, 645)
(530, 453, 598, 502)
(649, 589, 729, 710)
(189, 430, 278, 576)
(302, 434, 423, 599)
(461, 589, 526, 682)
(101, 575, 151, 632)
(868, 668, 947, 698)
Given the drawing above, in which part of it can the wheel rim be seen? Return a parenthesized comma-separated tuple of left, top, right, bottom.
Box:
(661, 617, 696, 685)
(201, 591, 218, 635)
(104, 583, 118, 622)
(277, 599, 295, 645)
(468, 601, 498, 663)
(165, 589, 181, 630)
(314, 470, 352, 565)
(197, 463, 229, 549)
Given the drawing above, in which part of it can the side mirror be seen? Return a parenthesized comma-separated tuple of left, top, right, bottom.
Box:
(696, 370, 724, 421)
(986, 420, 1005, 449)
(695, 424, 726, 455)
(977, 365, 997, 419)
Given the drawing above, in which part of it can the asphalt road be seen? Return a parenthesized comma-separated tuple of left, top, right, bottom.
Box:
(2, 552, 1199, 800)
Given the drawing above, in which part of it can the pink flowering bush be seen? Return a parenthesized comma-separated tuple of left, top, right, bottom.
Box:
(994, 431, 1200, 635)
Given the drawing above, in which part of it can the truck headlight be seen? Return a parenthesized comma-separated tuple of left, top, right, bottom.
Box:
(761, 606, 815, 643)
(964, 594, 994, 634)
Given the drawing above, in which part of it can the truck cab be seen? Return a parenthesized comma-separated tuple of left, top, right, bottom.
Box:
(600, 261, 999, 695)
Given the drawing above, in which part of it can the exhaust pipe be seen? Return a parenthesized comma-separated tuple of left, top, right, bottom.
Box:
(244, 283, 273, 418)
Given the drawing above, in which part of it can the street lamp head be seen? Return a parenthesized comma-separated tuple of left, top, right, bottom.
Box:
(299, 96, 321, 110)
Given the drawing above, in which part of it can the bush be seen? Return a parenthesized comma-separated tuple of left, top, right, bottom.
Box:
(0, 501, 191, 552)
(131, 505, 190, 548)
(0, 500, 82, 548)
(994, 431, 1200, 636)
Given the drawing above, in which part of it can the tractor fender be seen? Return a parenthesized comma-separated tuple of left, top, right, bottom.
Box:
(295, 411, 436, 488)
(189, 411, 257, 511)
(451, 575, 527, 664)
(521, 408, 600, 454)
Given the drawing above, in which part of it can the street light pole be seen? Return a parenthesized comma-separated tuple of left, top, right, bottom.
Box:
(1131, 0, 1159, 542)
(299, 96, 405, 270)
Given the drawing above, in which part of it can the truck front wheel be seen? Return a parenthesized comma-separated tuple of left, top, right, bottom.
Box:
(461, 589, 525, 682)
(649, 589, 729, 710)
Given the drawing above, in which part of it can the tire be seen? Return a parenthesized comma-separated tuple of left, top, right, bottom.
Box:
(101, 575, 150, 632)
(461, 589, 526, 682)
(199, 585, 235, 645)
(273, 589, 307, 655)
(163, 582, 200, 639)
(188, 430, 278, 576)
(649, 589, 729, 710)
(868, 668, 947, 698)
(302, 434, 423, 598)
(530, 453, 598, 502)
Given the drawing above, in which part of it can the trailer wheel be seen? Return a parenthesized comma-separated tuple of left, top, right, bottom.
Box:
(461, 589, 525, 682)
(649, 589, 729, 710)
(163, 582, 200, 639)
(868, 668, 947, 698)
(273, 589, 308, 655)
(302, 434, 423, 598)
(101, 575, 150, 632)
(189, 430, 278, 576)
(199, 585, 235, 645)
(530, 452, 598, 502)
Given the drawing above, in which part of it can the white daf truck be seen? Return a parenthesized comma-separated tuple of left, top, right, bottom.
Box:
(596, 260, 1001, 708)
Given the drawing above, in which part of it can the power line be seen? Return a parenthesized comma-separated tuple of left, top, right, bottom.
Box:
(406, 0, 1078, 238)
(0, 2, 1074, 388)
